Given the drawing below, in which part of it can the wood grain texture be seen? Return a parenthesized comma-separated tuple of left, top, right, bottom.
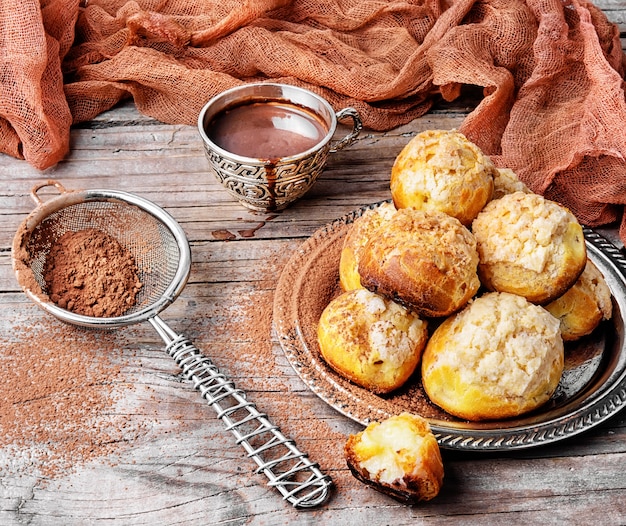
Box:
(1, 16, 626, 524)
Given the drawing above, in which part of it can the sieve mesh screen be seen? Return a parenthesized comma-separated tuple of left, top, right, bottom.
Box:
(18, 199, 181, 318)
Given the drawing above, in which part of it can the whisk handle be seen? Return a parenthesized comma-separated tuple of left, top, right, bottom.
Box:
(149, 316, 332, 508)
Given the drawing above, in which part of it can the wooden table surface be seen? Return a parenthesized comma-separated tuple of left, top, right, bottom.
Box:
(2, 5, 626, 525)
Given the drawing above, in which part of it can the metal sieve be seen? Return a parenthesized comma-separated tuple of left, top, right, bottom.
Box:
(12, 180, 332, 508)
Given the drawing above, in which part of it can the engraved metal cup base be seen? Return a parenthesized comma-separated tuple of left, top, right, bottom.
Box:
(203, 141, 331, 212)
(198, 83, 362, 212)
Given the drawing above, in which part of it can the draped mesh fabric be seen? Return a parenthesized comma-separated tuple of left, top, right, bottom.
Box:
(2, 0, 626, 240)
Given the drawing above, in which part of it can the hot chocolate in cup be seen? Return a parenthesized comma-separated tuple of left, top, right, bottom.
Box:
(198, 83, 362, 211)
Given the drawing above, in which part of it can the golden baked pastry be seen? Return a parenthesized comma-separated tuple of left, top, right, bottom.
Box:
(421, 292, 564, 421)
(344, 412, 444, 503)
(472, 192, 587, 304)
(492, 167, 531, 199)
(317, 288, 428, 394)
(390, 129, 496, 226)
(339, 202, 396, 291)
(358, 208, 480, 318)
(545, 258, 613, 341)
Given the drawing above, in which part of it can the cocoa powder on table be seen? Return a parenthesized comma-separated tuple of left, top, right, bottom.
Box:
(43, 228, 142, 317)
(0, 318, 145, 479)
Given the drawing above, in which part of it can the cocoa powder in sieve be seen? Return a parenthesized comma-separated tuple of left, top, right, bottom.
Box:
(43, 228, 142, 317)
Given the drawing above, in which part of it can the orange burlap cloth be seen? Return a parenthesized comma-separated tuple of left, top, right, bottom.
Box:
(3, 0, 626, 240)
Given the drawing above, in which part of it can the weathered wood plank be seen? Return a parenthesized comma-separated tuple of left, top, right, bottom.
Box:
(1, 6, 626, 522)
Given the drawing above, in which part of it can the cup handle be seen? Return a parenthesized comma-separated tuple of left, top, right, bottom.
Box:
(329, 108, 362, 153)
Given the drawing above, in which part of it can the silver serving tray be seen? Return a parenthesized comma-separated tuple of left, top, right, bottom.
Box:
(273, 202, 626, 451)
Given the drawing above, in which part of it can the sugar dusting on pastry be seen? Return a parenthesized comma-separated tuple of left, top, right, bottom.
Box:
(318, 288, 428, 394)
(472, 192, 586, 304)
(421, 292, 564, 421)
(358, 208, 480, 318)
(545, 258, 613, 341)
(390, 129, 496, 226)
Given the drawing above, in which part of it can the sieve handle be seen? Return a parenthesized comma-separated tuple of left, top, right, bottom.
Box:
(148, 315, 333, 509)
(29, 180, 68, 205)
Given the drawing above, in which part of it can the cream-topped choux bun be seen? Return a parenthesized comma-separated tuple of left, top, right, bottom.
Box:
(390, 129, 496, 226)
(492, 167, 532, 199)
(344, 412, 444, 503)
(317, 288, 428, 394)
(339, 202, 396, 291)
(545, 258, 613, 341)
(358, 208, 480, 318)
(472, 192, 587, 304)
(421, 292, 564, 421)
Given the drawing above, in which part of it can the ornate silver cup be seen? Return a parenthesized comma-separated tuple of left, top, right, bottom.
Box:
(198, 83, 362, 212)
